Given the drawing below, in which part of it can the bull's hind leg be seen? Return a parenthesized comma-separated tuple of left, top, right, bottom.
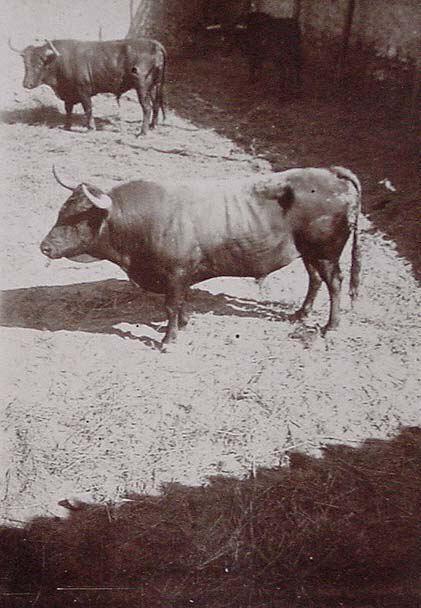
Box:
(115, 94, 125, 135)
(150, 84, 160, 129)
(312, 259, 343, 333)
(290, 258, 322, 321)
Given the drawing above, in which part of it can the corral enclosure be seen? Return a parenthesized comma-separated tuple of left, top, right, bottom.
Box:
(129, 0, 419, 114)
(0, 0, 420, 606)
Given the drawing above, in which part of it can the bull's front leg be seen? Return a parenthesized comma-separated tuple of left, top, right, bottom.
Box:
(162, 278, 188, 349)
(80, 95, 96, 130)
(178, 302, 189, 329)
(135, 88, 152, 136)
(64, 101, 74, 130)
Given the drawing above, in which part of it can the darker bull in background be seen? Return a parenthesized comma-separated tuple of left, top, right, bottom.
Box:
(192, 11, 302, 93)
(8, 37, 166, 135)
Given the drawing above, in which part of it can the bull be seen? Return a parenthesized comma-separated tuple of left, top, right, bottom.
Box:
(40, 166, 361, 348)
(206, 11, 302, 92)
(8, 37, 166, 135)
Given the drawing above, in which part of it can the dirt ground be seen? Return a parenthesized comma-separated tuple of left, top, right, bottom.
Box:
(0, 43, 420, 529)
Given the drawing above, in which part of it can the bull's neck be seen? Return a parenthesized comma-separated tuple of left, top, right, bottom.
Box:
(91, 220, 132, 273)
(42, 68, 59, 90)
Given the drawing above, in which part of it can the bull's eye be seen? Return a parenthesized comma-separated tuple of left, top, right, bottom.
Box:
(58, 207, 105, 231)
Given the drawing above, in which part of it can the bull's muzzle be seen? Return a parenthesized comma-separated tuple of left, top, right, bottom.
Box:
(23, 78, 38, 90)
(40, 240, 59, 259)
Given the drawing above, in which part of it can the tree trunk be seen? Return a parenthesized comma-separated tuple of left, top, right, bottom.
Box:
(127, 0, 250, 52)
(128, 0, 204, 51)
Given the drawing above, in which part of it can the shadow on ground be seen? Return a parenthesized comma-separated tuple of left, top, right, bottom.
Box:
(0, 279, 291, 339)
(0, 104, 114, 131)
(1, 427, 420, 607)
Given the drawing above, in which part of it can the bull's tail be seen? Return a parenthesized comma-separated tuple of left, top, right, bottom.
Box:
(349, 213, 361, 302)
(331, 166, 362, 303)
(158, 48, 167, 122)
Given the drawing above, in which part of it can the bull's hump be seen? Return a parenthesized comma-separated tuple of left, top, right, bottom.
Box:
(111, 177, 251, 210)
(109, 180, 166, 215)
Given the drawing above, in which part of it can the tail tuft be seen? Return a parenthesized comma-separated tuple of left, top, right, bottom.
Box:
(349, 227, 361, 303)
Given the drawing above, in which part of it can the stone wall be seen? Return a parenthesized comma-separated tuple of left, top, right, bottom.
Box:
(299, 0, 419, 62)
(257, 0, 419, 62)
(258, 0, 419, 105)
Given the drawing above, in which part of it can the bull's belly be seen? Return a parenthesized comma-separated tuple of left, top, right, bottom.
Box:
(199, 237, 300, 280)
(126, 237, 300, 294)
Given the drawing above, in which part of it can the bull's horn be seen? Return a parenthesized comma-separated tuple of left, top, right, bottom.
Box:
(82, 184, 112, 210)
(205, 24, 222, 30)
(8, 37, 24, 54)
(44, 39, 60, 56)
(52, 165, 77, 190)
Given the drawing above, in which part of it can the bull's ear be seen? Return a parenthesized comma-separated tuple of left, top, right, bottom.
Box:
(253, 178, 289, 199)
(253, 179, 294, 209)
(82, 184, 112, 210)
(44, 49, 58, 64)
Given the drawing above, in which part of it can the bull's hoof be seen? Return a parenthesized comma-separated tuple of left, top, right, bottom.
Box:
(289, 324, 319, 347)
(288, 309, 307, 323)
(320, 324, 338, 337)
(177, 316, 189, 329)
(161, 339, 177, 354)
(161, 330, 178, 352)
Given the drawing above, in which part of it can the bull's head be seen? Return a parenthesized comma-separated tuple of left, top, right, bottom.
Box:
(9, 38, 61, 89)
(40, 167, 112, 262)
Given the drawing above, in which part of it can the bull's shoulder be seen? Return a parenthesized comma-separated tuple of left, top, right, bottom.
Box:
(110, 179, 167, 205)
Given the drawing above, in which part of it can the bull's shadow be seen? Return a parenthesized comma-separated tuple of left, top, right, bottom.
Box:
(0, 105, 113, 131)
(0, 279, 291, 349)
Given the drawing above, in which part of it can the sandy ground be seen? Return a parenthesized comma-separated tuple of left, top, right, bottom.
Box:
(0, 16, 420, 526)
